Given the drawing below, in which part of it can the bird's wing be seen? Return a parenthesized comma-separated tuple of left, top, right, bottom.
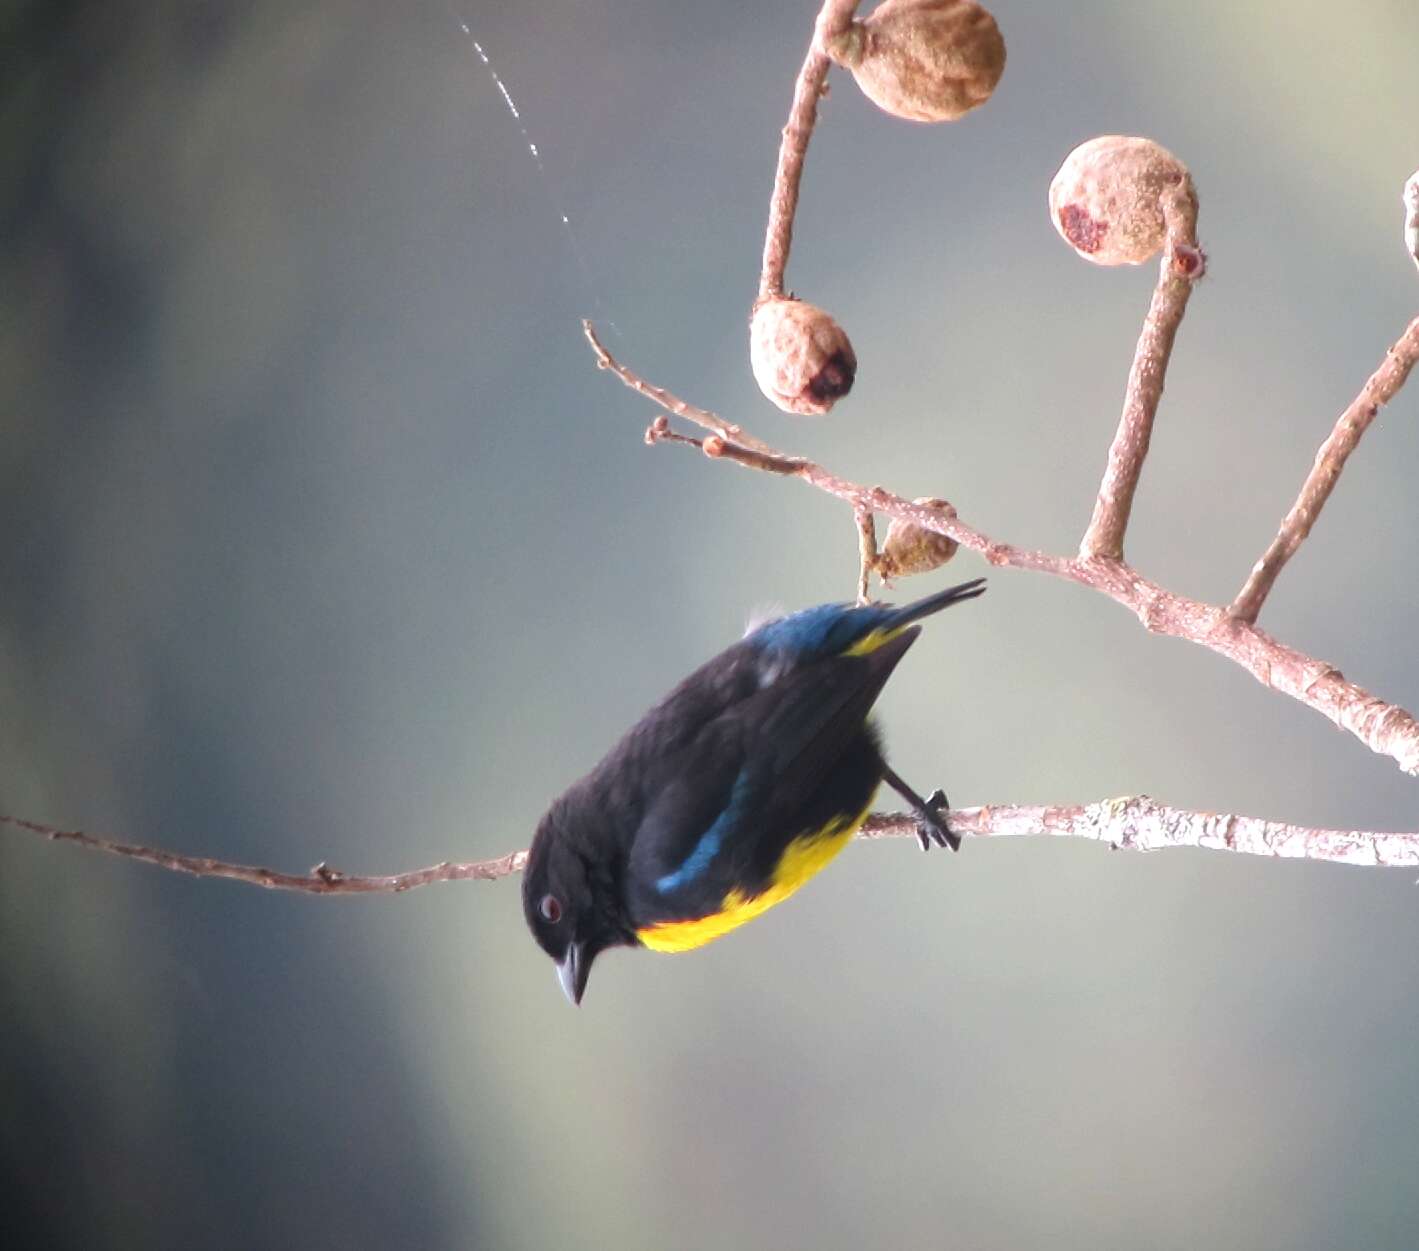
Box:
(743, 629, 916, 814)
(627, 631, 917, 903)
(624, 718, 746, 891)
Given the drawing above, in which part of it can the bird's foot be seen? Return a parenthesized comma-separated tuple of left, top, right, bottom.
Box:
(913, 788, 960, 853)
(881, 764, 962, 853)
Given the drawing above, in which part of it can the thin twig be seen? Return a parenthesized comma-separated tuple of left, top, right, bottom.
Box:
(0, 813, 526, 893)
(696, 428, 1066, 573)
(1230, 313, 1419, 622)
(10, 800, 1419, 894)
(758, 0, 861, 302)
(586, 321, 776, 456)
(587, 326, 1419, 776)
(1079, 187, 1204, 560)
(854, 505, 877, 604)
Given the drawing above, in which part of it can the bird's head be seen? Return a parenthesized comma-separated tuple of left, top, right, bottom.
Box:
(522, 797, 627, 1005)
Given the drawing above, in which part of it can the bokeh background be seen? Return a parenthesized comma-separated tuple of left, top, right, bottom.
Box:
(5, 2, 1419, 1247)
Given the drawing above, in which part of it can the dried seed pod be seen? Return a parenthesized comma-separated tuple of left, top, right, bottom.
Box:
(877, 499, 959, 580)
(749, 296, 857, 415)
(825, 0, 1005, 124)
(1048, 135, 1195, 266)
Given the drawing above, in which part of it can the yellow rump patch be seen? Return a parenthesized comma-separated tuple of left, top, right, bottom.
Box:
(636, 802, 873, 953)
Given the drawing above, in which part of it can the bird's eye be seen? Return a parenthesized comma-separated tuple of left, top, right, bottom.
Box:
(539, 894, 563, 924)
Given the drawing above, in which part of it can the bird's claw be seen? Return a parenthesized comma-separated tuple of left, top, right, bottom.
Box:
(914, 788, 960, 853)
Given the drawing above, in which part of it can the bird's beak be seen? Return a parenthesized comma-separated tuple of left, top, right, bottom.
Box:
(556, 941, 592, 1006)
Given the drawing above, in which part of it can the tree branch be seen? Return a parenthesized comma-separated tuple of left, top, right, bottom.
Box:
(1079, 188, 1204, 560)
(10, 799, 1419, 897)
(0, 812, 526, 894)
(1229, 313, 1419, 622)
(589, 325, 1419, 776)
(862, 797, 1419, 867)
(758, 0, 861, 302)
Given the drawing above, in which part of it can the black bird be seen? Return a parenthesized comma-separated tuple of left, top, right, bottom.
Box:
(523, 577, 986, 1004)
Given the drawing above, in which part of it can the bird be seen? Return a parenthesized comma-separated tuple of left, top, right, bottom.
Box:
(522, 576, 987, 1005)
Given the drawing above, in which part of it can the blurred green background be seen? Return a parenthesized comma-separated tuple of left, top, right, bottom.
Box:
(5, 2, 1419, 1248)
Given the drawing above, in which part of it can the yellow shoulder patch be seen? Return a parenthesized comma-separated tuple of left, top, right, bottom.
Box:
(839, 624, 908, 658)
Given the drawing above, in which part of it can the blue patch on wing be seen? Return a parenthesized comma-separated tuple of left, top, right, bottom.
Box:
(748, 602, 895, 660)
(656, 769, 755, 894)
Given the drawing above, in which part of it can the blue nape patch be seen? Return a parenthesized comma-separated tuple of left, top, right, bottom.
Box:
(748, 602, 896, 659)
(656, 770, 755, 894)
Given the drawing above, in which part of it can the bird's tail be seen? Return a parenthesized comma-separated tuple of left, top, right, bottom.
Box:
(837, 577, 986, 659)
(883, 577, 987, 631)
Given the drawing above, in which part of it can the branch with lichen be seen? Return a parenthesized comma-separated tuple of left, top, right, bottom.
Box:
(9, 800, 1419, 896)
(863, 798, 1419, 867)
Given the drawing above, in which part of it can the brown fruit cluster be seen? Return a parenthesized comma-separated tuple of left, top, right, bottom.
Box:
(826, 0, 1005, 124)
(749, 296, 857, 415)
(877, 499, 959, 580)
(1048, 136, 1195, 266)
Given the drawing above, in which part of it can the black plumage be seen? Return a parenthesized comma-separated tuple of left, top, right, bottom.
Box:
(523, 577, 986, 1004)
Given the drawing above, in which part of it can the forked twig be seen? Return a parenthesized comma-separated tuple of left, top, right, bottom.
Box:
(587, 324, 1419, 778)
(587, 323, 777, 456)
